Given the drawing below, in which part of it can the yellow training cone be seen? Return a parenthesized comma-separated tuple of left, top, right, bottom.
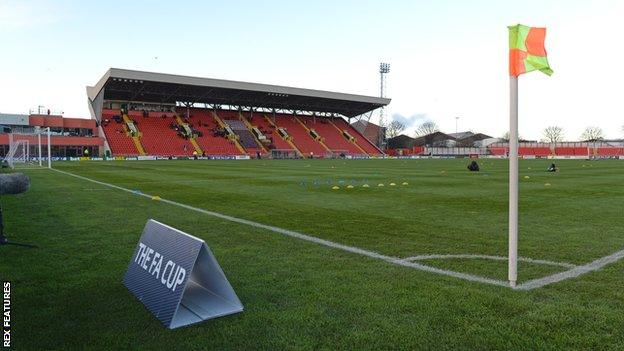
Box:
(347, 185, 354, 189)
(544, 183, 551, 186)
(362, 184, 370, 188)
(332, 186, 340, 190)
(151, 196, 161, 201)
(523, 176, 530, 179)
(389, 182, 396, 186)
(402, 182, 409, 186)
(378, 183, 384, 187)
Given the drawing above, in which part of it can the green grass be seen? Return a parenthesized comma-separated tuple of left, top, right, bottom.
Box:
(2, 158, 624, 349)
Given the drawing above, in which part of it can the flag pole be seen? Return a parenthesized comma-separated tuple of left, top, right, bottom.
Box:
(508, 75, 519, 287)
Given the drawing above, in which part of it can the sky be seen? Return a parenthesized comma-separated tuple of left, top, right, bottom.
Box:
(0, 0, 622, 140)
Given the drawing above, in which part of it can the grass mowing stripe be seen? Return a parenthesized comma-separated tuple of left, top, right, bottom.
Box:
(51, 167, 510, 288)
(51, 161, 624, 291)
(10, 160, 624, 349)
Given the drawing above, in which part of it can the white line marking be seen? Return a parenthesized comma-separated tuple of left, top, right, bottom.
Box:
(48, 168, 624, 290)
(403, 254, 576, 269)
(516, 248, 624, 290)
(50, 168, 506, 288)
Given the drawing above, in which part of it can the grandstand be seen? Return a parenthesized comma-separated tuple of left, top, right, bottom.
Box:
(87, 68, 388, 159)
(386, 132, 624, 159)
(487, 141, 624, 158)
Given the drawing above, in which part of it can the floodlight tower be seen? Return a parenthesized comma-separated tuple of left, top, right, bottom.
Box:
(379, 62, 390, 128)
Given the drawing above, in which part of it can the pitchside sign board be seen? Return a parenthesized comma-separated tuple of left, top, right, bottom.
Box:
(123, 219, 243, 329)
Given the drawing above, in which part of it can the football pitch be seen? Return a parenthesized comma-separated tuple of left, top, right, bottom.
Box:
(3, 158, 624, 349)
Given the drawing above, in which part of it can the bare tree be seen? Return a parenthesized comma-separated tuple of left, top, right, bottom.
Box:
(542, 126, 564, 143)
(501, 131, 524, 142)
(386, 120, 406, 138)
(415, 121, 440, 136)
(580, 126, 604, 141)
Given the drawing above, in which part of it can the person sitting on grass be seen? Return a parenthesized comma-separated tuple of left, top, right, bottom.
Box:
(467, 160, 480, 172)
(547, 163, 557, 172)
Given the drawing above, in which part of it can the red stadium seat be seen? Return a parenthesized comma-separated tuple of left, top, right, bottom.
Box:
(555, 147, 588, 156)
(489, 147, 507, 156)
(251, 114, 294, 151)
(303, 118, 360, 155)
(597, 147, 624, 156)
(518, 147, 550, 156)
(272, 115, 328, 156)
(101, 109, 140, 156)
(331, 118, 384, 156)
(101, 108, 385, 158)
(183, 108, 244, 156)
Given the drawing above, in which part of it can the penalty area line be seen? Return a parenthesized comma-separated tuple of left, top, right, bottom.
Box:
(50, 168, 508, 288)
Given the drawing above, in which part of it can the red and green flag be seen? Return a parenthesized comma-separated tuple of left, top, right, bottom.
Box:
(508, 24, 553, 77)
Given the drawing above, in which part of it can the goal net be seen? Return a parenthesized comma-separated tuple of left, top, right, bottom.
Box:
(270, 149, 299, 159)
(328, 149, 350, 159)
(3, 131, 49, 169)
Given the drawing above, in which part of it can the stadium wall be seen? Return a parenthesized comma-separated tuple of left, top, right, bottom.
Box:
(0, 113, 105, 158)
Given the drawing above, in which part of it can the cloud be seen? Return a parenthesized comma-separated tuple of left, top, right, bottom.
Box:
(390, 113, 428, 128)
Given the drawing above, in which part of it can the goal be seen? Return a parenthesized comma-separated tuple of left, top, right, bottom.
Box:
(3, 129, 51, 169)
(270, 149, 299, 159)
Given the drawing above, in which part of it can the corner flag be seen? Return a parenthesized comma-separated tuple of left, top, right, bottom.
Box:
(509, 24, 553, 77)
(507, 24, 552, 288)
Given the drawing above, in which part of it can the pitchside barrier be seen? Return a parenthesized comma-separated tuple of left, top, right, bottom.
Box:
(48, 154, 624, 161)
(123, 219, 243, 329)
(425, 147, 486, 156)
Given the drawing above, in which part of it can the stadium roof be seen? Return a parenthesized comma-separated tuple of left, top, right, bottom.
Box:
(447, 131, 475, 140)
(87, 68, 390, 117)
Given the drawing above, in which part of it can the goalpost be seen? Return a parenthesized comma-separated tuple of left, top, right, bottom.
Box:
(270, 149, 299, 159)
(3, 127, 52, 169)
